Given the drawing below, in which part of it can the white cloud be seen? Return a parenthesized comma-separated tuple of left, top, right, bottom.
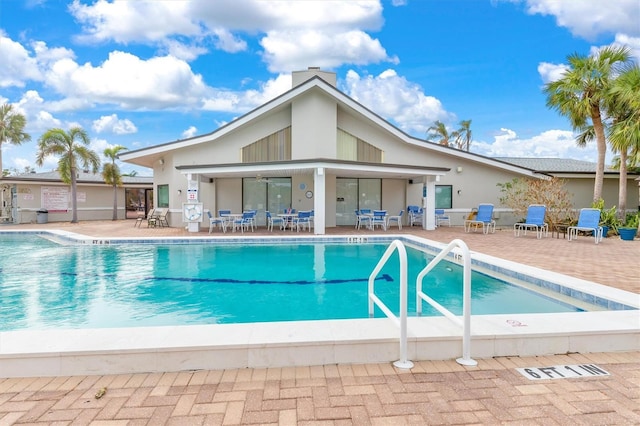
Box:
(182, 126, 198, 139)
(202, 73, 291, 113)
(538, 62, 569, 84)
(0, 33, 42, 87)
(261, 30, 397, 73)
(472, 128, 613, 162)
(45, 51, 208, 110)
(343, 69, 453, 136)
(520, 0, 640, 39)
(92, 114, 138, 135)
(15, 90, 63, 132)
(70, 0, 200, 44)
(69, 0, 393, 71)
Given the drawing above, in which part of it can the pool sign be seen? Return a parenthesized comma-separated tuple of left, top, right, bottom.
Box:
(517, 364, 610, 380)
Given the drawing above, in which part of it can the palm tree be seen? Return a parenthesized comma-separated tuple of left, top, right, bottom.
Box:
(543, 46, 632, 202)
(102, 145, 128, 221)
(606, 64, 640, 216)
(453, 119, 472, 151)
(36, 127, 100, 223)
(427, 120, 451, 147)
(0, 104, 31, 177)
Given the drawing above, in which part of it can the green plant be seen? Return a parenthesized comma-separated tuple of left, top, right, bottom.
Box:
(620, 212, 640, 229)
(592, 199, 620, 233)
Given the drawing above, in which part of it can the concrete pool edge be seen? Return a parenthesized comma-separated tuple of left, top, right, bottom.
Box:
(0, 230, 638, 378)
(1, 312, 638, 378)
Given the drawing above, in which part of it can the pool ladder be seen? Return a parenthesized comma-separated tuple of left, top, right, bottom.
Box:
(368, 239, 477, 369)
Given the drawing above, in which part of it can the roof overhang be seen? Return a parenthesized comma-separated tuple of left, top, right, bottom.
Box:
(175, 159, 449, 181)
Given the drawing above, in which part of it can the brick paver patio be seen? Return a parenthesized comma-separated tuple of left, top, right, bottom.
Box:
(1, 220, 638, 425)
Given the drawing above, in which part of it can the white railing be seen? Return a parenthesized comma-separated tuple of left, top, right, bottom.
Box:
(416, 239, 477, 366)
(368, 239, 414, 369)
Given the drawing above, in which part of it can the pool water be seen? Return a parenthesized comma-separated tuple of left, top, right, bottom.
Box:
(0, 235, 582, 331)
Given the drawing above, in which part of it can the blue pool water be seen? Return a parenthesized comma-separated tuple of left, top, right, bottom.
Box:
(0, 234, 586, 331)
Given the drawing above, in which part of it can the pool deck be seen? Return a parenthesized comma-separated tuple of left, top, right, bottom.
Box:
(1, 220, 639, 424)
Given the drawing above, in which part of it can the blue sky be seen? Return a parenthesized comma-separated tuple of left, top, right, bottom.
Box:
(1, 0, 639, 176)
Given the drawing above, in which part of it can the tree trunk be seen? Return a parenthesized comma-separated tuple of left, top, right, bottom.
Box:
(70, 167, 78, 223)
(112, 182, 118, 221)
(618, 148, 628, 218)
(591, 106, 607, 202)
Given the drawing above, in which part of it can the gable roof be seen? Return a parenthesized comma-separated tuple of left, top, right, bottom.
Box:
(495, 157, 631, 174)
(119, 75, 539, 178)
(2, 170, 153, 185)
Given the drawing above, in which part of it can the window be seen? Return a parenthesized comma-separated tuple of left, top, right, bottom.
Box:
(435, 185, 452, 209)
(157, 184, 169, 208)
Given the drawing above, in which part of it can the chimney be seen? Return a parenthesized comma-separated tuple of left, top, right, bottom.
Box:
(292, 67, 337, 88)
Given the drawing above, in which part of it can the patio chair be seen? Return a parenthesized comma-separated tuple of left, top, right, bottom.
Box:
(355, 209, 371, 230)
(568, 208, 603, 244)
(435, 209, 451, 227)
(266, 211, 284, 232)
(371, 210, 387, 230)
(464, 203, 495, 234)
(146, 208, 158, 227)
(155, 208, 169, 227)
(387, 210, 404, 230)
(295, 210, 312, 232)
(207, 211, 227, 233)
(232, 211, 254, 233)
(514, 204, 548, 238)
(407, 205, 423, 226)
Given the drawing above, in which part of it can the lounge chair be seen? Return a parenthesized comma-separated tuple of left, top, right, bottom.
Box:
(387, 210, 404, 230)
(464, 203, 495, 234)
(207, 211, 227, 233)
(435, 209, 451, 227)
(514, 204, 548, 238)
(568, 208, 603, 244)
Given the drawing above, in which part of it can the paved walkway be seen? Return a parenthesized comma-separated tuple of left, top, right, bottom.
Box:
(1, 220, 638, 425)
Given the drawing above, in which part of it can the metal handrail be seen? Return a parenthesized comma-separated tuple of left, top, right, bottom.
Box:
(368, 239, 413, 369)
(416, 239, 477, 366)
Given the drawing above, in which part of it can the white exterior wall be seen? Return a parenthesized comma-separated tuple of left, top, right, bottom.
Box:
(292, 91, 336, 159)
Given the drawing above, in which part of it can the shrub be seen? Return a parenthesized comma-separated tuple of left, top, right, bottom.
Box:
(497, 177, 574, 230)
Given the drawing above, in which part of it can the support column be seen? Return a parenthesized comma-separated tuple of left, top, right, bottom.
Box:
(423, 177, 436, 230)
(313, 167, 326, 235)
(186, 173, 201, 233)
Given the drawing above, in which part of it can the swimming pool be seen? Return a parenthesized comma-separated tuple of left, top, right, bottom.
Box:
(0, 234, 604, 331)
(0, 230, 637, 378)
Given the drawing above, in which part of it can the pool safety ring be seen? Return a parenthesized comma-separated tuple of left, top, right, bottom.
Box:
(184, 203, 202, 221)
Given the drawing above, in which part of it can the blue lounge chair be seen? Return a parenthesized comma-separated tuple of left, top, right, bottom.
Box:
(568, 208, 603, 244)
(464, 203, 495, 234)
(514, 204, 548, 238)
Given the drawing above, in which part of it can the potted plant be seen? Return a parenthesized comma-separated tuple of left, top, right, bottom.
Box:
(618, 212, 639, 241)
(592, 199, 619, 237)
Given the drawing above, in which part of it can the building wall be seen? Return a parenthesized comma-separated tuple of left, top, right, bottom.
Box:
(292, 90, 337, 159)
(12, 183, 130, 223)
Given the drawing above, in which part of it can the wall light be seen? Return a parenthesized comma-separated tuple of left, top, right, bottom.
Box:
(177, 189, 182, 195)
(456, 166, 463, 173)
(159, 158, 165, 165)
(457, 189, 462, 195)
